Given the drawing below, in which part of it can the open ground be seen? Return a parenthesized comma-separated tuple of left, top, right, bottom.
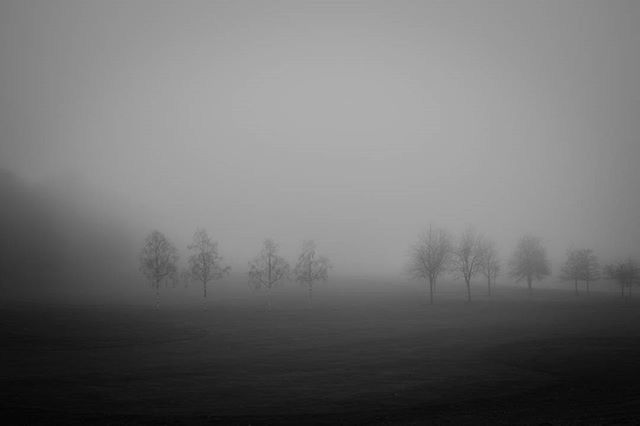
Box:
(3, 283, 640, 425)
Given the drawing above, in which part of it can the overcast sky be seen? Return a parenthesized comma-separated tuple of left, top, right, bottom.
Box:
(1, 0, 639, 277)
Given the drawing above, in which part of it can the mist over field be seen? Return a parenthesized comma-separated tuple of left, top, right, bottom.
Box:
(2, 0, 640, 300)
(1, 1, 640, 424)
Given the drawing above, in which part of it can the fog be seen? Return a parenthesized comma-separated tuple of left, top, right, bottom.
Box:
(1, 0, 639, 300)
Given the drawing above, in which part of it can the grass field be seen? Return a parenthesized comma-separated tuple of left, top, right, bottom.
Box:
(3, 284, 640, 424)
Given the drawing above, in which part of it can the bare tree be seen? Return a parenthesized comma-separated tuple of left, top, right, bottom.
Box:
(582, 249, 600, 294)
(408, 226, 452, 305)
(248, 239, 290, 310)
(560, 248, 601, 296)
(453, 227, 484, 302)
(179, 267, 193, 288)
(560, 249, 583, 296)
(139, 230, 179, 309)
(293, 240, 330, 307)
(509, 235, 550, 296)
(605, 258, 638, 297)
(479, 238, 500, 296)
(187, 228, 230, 308)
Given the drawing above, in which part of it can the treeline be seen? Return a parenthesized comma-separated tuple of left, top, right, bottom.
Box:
(407, 225, 639, 304)
(140, 229, 329, 309)
(139, 225, 640, 309)
(4, 169, 636, 306)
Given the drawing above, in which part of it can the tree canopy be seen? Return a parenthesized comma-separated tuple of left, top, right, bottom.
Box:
(509, 235, 550, 295)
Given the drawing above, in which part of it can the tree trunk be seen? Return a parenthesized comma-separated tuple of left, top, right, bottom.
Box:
(155, 286, 160, 310)
(428, 278, 434, 305)
(574, 279, 578, 296)
(621, 285, 625, 298)
(487, 276, 491, 297)
(202, 279, 208, 311)
(308, 262, 313, 308)
(586, 280, 590, 294)
(267, 289, 272, 311)
(527, 276, 532, 296)
(466, 279, 471, 302)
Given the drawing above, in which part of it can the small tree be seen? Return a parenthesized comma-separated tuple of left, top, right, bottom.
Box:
(560, 249, 583, 296)
(453, 228, 484, 302)
(139, 230, 179, 309)
(248, 239, 290, 310)
(581, 249, 600, 294)
(179, 267, 193, 288)
(509, 235, 550, 296)
(293, 240, 330, 307)
(187, 228, 230, 308)
(605, 259, 638, 297)
(479, 238, 500, 296)
(561, 248, 601, 296)
(408, 225, 452, 305)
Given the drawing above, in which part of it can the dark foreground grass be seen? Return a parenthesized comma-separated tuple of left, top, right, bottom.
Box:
(2, 286, 640, 425)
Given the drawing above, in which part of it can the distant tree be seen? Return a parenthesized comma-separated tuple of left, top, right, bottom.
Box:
(479, 238, 500, 296)
(139, 230, 179, 309)
(453, 227, 484, 302)
(560, 248, 601, 295)
(581, 249, 601, 294)
(509, 235, 550, 296)
(560, 249, 583, 296)
(179, 267, 193, 288)
(408, 226, 452, 305)
(293, 240, 330, 307)
(605, 259, 638, 297)
(187, 228, 230, 308)
(248, 239, 290, 310)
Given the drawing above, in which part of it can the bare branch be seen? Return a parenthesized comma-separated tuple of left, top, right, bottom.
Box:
(293, 240, 331, 305)
(139, 230, 179, 308)
(407, 225, 452, 304)
(452, 227, 484, 302)
(187, 228, 230, 300)
(248, 239, 290, 292)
